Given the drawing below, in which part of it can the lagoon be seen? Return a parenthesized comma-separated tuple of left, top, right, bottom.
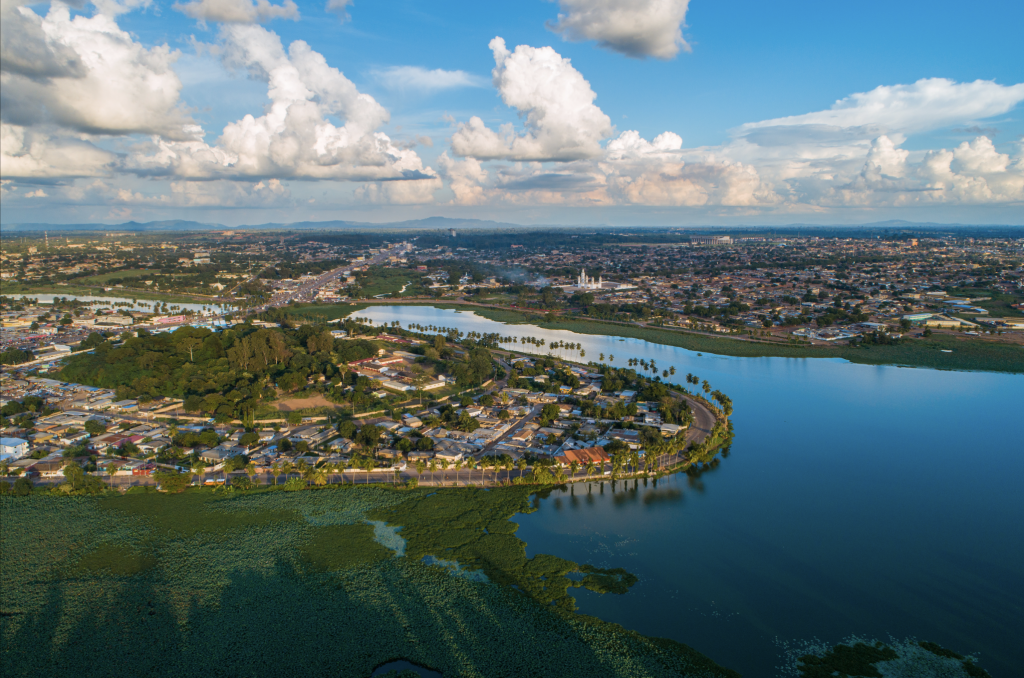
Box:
(352, 305, 1023, 676)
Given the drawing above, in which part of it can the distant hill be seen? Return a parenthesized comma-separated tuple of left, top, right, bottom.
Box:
(2, 217, 1019, 232)
(2, 216, 533, 232)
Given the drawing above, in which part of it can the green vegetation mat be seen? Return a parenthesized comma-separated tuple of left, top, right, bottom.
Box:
(1, 487, 738, 678)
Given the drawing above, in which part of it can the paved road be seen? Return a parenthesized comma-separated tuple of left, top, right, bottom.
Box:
(250, 245, 411, 314)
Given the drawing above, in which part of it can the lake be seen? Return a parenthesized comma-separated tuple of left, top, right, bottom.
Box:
(352, 305, 1023, 676)
(10, 293, 234, 314)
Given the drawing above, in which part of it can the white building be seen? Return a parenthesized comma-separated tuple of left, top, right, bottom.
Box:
(0, 438, 30, 461)
(576, 268, 603, 290)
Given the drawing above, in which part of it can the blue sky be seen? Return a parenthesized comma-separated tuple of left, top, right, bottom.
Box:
(2, 0, 1023, 225)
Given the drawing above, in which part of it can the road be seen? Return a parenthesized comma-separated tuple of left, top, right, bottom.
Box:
(250, 245, 413, 314)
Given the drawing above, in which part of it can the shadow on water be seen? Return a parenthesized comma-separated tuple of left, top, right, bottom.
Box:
(0, 555, 737, 678)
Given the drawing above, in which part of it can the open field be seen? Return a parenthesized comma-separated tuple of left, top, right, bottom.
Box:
(76, 269, 153, 285)
(0, 487, 738, 678)
(274, 393, 341, 412)
(357, 269, 428, 298)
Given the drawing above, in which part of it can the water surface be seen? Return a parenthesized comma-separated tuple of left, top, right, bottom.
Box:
(353, 305, 1023, 676)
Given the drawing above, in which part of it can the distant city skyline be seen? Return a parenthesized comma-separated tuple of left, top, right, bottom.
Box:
(1, 0, 1022, 225)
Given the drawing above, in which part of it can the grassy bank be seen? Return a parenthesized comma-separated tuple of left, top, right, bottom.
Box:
(0, 487, 738, 678)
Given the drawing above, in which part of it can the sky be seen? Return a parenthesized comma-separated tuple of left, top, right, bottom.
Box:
(1, 0, 1023, 227)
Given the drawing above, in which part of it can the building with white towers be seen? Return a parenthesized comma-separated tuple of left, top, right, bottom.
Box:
(561, 269, 636, 293)
(576, 268, 602, 290)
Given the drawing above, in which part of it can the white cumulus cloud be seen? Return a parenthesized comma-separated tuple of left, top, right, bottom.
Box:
(0, 3, 192, 138)
(127, 24, 435, 185)
(173, 0, 299, 24)
(549, 0, 691, 60)
(450, 37, 613, 161)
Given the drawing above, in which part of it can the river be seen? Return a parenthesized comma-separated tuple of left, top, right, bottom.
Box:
(351, 305, 1023, 676)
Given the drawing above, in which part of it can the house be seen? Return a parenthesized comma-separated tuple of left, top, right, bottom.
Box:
(607, 429, 642, 449)
(0, 438, 30, 461)
(558, 446, 610, 466)
(433, 449, 463, 463)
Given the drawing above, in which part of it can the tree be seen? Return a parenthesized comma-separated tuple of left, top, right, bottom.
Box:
(192, 459, 207, 485)
(518, 459, 527, 481)
(84, 420, 107, 436)
(569, 460, 580, 479)
(155, 470, 190, 493)
(415, 459, 426, 479)
(239, 432, 260, 449)
(178, 336, 202, 362)
(107, 464, 119, 489)
(287, 411, 303, 426)
(271, 462, 282, 486)
(245, 462, 257, 486)
(312, 467, 327, 487)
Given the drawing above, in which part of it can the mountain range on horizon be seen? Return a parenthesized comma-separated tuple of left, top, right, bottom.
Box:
(2, 217, 1021, 234)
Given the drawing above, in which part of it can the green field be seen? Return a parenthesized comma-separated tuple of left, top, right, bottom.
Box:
(75, 269, 153, 285)
(1, 486, 738, 678)
(356, 269, 428, 298)
(277, 302, 372, 321)
(947, 287, 1024, 318)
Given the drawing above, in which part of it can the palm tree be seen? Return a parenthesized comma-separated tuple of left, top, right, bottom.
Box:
(439, 459, 449, 486)
(608, 354, 614, 363)
(312, 467, 327, 487)
(245, 462, 257, 487)
(415, 459, 426, 482)
(282, 461, 294, 484)
(569, 460, 580, 480)
(271, 462, 282, 486)
(669, 366, 676, 377)
(428, 460, 437, 485)
(192, 460, 207, 486)
(295, 459, 309, 485)
(454, 459, 463, 485)
(599, 353, 605, 362)
(107, 464, 119, 489)
(585, 461, 595, 481)
(503, 458, 513, 485)
(517, 459, 527, 481)
(302, 464, 316, 487)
